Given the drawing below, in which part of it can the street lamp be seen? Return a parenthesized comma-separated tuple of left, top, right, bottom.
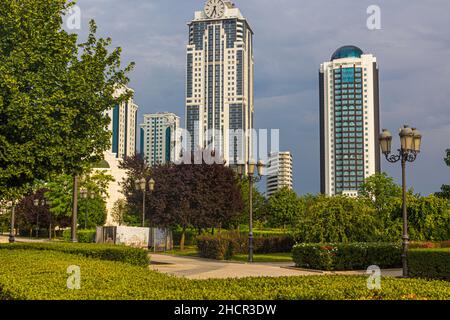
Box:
(135, 178, 155, 227)
(236, 160, 265, 263)
(8, 201, 17, 243)
(379, 125, 422, 278)
(33, 198, 52, 240)
(80, 188, 95, 229)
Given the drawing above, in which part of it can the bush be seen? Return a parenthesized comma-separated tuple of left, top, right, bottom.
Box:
(292, 243, 402, 271)
(196, 233, 295, 260)
(62, 229, 96, 243)
(196, 235, 234, 260)
(409, 248, 450, 281)
(0, 250, 449, 300)
(0, 242, 149, 267)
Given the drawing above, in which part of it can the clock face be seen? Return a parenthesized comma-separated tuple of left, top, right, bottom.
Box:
(204, 0, 225, 19)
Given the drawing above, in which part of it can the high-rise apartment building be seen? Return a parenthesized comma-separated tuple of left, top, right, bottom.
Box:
(185, 0, 254, 167)
(319, 46, 381, 197)
(266, 152, 294, 197)
(140, 113, 180, 166)
(107, 86, 139, 159)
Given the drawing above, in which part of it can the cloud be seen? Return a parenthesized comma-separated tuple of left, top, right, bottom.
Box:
(75, 0, 450, 195)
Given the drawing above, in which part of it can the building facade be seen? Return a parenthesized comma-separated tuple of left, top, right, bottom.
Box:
(266, 152, 294, 197)
(107, 86, 139, 159)
(185, 0, 254, 167)
(96, 86, 138, 226)
(140, 113, 181, 166)
(320, 46, 381, 197)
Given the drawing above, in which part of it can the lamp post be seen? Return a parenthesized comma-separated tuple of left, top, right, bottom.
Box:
(236, 161, 264, 263)
(135, 178, 155, 227)
(33, 198, 52, 239)
(379, 125, 422, 278)
(8, 201, 17, 243)
(71, 175, 79, 243)
(80, 189, 96, 229)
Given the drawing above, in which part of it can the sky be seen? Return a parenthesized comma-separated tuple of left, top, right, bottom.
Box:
(74, 0, 450, 195)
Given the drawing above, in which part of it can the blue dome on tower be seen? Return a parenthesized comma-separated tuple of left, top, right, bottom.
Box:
(331, 46, 364, 60)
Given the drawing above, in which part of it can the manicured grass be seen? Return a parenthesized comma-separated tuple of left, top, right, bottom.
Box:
(161, 246, 199, 257)
(1, 249, 449, 300)
(163, 247, 293, 263)
(0, 242, 149, 267)
(232, 252, 293, 263)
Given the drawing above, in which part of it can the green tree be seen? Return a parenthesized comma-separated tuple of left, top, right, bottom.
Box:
(111, 199, 129, 226)
(233, 178, 267, 227)
(266, 188, 304, 229)
(119, 154, 152, 226)
(0, 0, 133, 200)
(407, 194, 450, 241)
(292, 195, 381, 243)
(45, 169, 113, 229)
(435, 185, 450, 200)
(359, 172, 402, 215)
(445, 149, 450, 166)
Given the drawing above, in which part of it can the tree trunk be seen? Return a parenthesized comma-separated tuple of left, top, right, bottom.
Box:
(180, 227, 186, 251)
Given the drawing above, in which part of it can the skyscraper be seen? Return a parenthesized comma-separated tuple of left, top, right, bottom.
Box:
(266, 152, 294, 198)
(107, 86, 139, 159)
(140, 112, 180, 166)
(320, 46, 380, 196)
(185, 0, 254, 166)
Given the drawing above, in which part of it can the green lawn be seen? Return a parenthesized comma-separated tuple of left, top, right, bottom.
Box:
(232, 252, 293, 263)
(161, 246, 199, 257)
(162, 247, 293, 263)
(1, 249, 449, 300)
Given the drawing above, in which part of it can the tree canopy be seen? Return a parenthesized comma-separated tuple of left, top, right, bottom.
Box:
(266, 188, 303, 229)
(0, 0, 133, 200)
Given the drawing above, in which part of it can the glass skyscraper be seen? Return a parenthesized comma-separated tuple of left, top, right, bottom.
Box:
(185, 0, 254, 167)
(320, 46, 381, 196)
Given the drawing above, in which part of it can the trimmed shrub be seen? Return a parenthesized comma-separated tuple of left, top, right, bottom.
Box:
(0, 242, 149, 267)
(196, 233, 295, 260)
(62, 229, 96, 243)
(196, 235, 234, 260)
(409, 248, 450, 281)
(0, 250, 449, 300)
(292, 243, 402, 271)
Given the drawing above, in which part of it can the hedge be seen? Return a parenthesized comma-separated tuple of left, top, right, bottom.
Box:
(196, 233, 294, 260)
(62, 229, 96, 243)
(0, 250, 449, 300)
(292, 243, 402, 271)
(409, 248, 450, 281)
(0, 243, 149, 267)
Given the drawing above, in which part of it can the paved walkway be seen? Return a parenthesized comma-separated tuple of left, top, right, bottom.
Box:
(0, 235, 50, 243)
(149, 254, 402, 279)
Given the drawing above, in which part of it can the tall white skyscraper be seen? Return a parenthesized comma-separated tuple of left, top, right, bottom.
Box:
(320, 46, 381, 197)
(266, 152, 294, 197)
(185, 0, 254, 167)
(106, 86, 139, 159)
(140, 113, 180, 166)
